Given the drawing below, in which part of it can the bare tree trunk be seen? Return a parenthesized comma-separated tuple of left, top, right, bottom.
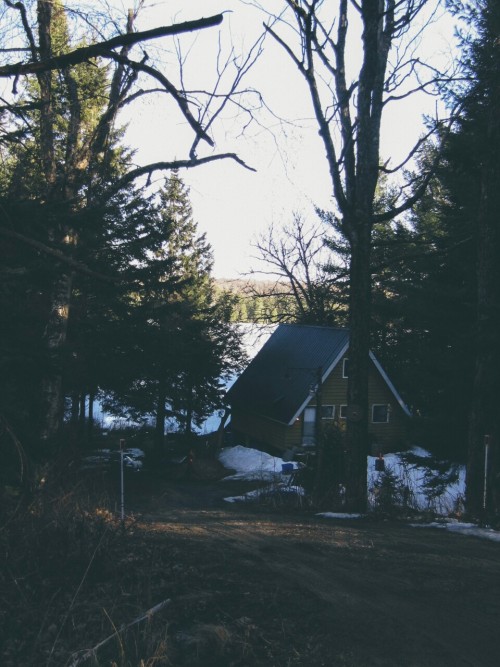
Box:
(345, 221, 372, 511)
(155, 377, 167, 456)
(185, 385, 194, 437)
(87, 390, 95, 442)
(39, 271, 73, 441)
(263, 1, 435, 511)
(466, 113, 500, 517)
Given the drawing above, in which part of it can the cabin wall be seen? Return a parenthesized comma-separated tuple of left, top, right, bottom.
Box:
(307, 355, 408, 453)
(230, 410, 302, 453)
(230, 354, 408, 455)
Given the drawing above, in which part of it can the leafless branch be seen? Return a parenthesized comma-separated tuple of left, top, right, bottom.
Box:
(68, 599, 172, 667)
(0, 15, 224, 78)
(106, 153, 256, 198)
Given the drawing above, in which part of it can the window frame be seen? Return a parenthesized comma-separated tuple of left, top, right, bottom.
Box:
(342, 358, 349, 378)
(320, 404, 335, 420)
(339, 404, 348, 420)
(372, 404, 390, 424)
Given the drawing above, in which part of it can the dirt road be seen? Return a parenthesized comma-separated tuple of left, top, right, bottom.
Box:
(131, 475, 500, 666)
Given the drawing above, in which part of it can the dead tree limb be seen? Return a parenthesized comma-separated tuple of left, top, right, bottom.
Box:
(67, 599, 172, 667)
(0, 16, 224, 78)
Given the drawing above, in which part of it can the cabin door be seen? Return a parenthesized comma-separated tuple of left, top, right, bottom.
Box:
(303, 407, 316, 445)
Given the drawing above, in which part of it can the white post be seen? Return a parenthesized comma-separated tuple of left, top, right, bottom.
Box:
(483, 435, 491, 512)
(120, 438, 125, 525)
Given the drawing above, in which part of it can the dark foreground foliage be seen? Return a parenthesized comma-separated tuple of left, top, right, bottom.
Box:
(2, 454, 500, 667)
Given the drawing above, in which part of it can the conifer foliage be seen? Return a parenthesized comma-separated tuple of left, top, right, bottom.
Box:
(0, 2, 246, 464)
(99, 172, 245, 451)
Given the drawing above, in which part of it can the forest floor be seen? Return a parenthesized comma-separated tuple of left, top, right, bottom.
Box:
(2, 455, 500, 667)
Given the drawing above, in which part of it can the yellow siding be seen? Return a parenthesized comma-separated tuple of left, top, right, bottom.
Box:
(231, 411, 302, 453)
(231, 354, 409, 455)
(309, 355, 409, 453)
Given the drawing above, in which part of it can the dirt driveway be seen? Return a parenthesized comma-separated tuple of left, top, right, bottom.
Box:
(128, 472, 500, 667)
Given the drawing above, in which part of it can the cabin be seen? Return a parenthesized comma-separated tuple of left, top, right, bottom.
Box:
(227, 324, 411, 455)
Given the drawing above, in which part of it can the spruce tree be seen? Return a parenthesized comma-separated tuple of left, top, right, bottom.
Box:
(446, 0, 500, 515)
(100, 172, 245, 452)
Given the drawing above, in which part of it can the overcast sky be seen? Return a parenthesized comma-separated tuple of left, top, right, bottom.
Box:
(120, 1, 457, 278)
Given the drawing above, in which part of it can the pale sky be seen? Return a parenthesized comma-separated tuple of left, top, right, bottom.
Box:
(120, 1, 457, 278)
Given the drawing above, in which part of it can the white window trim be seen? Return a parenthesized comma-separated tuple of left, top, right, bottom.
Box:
(372, 404, 390, 424)
(321, 405, 335, 420)
(339, 404, 347, 419)
(342, 358, 349, 378)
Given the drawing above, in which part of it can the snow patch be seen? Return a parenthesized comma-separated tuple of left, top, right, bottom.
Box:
(218, 445, 290, 481)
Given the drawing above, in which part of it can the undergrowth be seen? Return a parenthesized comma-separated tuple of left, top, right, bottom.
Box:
(0, 462, 173, 667)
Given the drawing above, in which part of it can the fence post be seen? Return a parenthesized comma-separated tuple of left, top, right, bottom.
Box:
(120, 438, 125, 527)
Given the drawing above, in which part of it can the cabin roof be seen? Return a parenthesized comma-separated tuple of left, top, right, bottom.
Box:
(227, 324, 350, 424)
(227, 323, 410, 425)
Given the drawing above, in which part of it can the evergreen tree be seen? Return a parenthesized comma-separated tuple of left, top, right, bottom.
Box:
(367, 154, 476, 460)
(0, 1, 250, 457)
(446, 0, 500, 515)
(100, 172, 245, 451)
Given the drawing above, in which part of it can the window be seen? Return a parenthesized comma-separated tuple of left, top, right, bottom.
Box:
(372, 404, 390, 423)
(320, 405, 335, 420)
(339, 405, 347, 419)
(342, 358, 349, 378)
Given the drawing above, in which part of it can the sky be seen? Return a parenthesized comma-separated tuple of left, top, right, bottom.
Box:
(119, 1, 458, 278)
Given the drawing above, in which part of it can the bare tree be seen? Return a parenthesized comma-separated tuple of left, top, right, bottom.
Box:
(251, 212, 348, 324)
(0, 0, 261, 443)
(259, 0, 449, 510)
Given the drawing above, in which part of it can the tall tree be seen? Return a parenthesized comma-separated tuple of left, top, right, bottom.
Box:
(100, 172, 245, 452)
(367, 155, 476, 460)
(260, 0, 444, 510)
(447, 0, 500, 516)
(0, 1, 257, 449)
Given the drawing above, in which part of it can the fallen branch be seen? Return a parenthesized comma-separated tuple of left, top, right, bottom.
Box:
(67, 599, 172, 667)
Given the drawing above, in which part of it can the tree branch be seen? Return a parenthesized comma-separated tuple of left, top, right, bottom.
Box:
(108, 154, 256, 196)
(0, 226, 119, 283)
(0, 15, 224, 78)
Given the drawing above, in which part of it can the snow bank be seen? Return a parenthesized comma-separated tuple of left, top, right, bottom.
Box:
(411, 520, 500, 543)
(367, 448, 466, 515)
(218, 445, 290, 481)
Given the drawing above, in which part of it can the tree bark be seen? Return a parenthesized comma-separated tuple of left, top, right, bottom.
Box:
(264, 1, 434, 510)
(39, 271, 73, 441)
(345, 218, 373, 511)
(466, 111, 500, 517)
(155, 377, 167, 456)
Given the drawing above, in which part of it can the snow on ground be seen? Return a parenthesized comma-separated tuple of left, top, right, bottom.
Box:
(367, 448, 466, 515)
(218, 444, 296, 481)
(410, 520, 500, 542)
(217, 444, 500, 542)
(218, 445, 304, 503)
(317, 512, 364, 520)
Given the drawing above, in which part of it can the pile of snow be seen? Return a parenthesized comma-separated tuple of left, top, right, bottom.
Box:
(367, 447, 466, 515)
(218, 445, 304, 503)
(317, 512, 364, 520)
(218, 445, 294, 481)
(216, 445, 500, 543)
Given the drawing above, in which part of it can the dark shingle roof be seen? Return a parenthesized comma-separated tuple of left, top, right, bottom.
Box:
(227, 324, 349, 424)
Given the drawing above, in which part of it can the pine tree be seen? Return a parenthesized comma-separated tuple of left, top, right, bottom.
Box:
(446, 0, 500, 516)
(100, 172, 245, 452)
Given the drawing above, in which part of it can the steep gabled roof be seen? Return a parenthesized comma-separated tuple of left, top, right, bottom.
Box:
(227, 323, 411, 425)
(227, 324, 350, 425)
